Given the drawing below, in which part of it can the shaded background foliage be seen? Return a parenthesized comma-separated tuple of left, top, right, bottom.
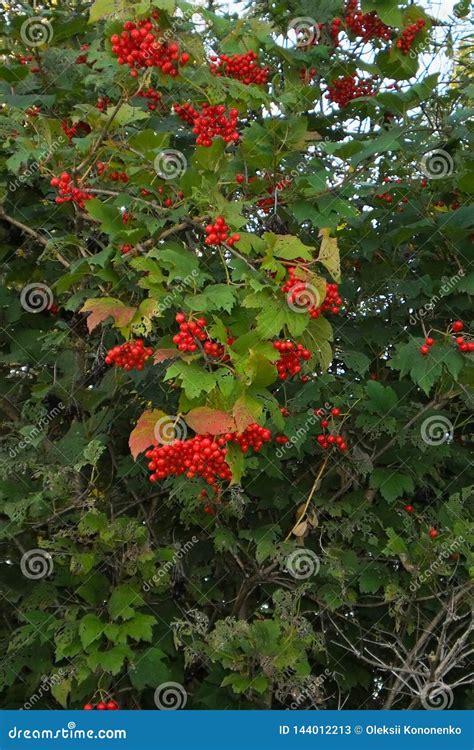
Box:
(0, 0, 472, 711)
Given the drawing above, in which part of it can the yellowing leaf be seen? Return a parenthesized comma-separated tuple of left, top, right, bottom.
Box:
(317, 229, 341, 282)
(129, 409, 166, 460)
(80, 298, 135, 333)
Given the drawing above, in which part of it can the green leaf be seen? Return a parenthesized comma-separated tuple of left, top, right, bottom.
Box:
(108, 584, 143, 621)
(365, 381, 398, 415)
(87, 645, 132, 675)
(164, 362, 218, 400)
(79, 614, 104, 649)
(129, 647, 169, 689)
(370, 469, 414, 503)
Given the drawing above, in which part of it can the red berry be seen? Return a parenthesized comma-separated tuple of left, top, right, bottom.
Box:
(404, 504, 414, 513)
(331, 407, 341, 417)
(451, 321, 464, 332)
(96, 702, 107, 710)
(420, 345, 429, 355)
(106, 701, 119, 710)
(425, 337, 434, 346)
(429, 528, 439, 539)
(83, 704, 94, 710)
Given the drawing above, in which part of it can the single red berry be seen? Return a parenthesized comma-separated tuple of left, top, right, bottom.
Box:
(420, 345, 429, 355)
(83, 703, 94, 710)
(429, 528, 439, 539)
(331, 407, 340, 417)
(404, 504, 414, 513)
(425, 337, 434, 346)
(106, 700, 119, 710)
(451, 321, 464, 332)
(96, 702, 107, 710)
(236, 174, 245, 184)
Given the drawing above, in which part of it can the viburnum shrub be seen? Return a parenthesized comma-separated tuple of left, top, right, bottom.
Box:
(0, 0, 472, 713)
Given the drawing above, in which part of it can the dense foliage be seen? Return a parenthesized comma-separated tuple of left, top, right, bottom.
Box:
(0, 0, 472, 712)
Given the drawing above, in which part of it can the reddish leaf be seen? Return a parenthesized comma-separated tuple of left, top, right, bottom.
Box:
(81, 298, 136, 333)
(129, 409, 166, 460)
(153, 348, 181, 363)
(233, 397, 256, 432)
(183, 407, 237, 436)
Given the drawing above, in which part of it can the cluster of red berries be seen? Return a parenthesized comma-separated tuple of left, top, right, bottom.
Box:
(173, 313, 208, 352)
(136, 86, 162, 111)
(396, 19, 426, 54)
(97, 162, 129, 183)
(451, 320, 474, 353)
(273, 340, 311, 380)
(231, 423, 272, 453)
(300, 67, 317, 83)
(83, 701, 119, 710)
(50, 172, 92, 210)
(174, 103, 239, 147)
(326, 74, 377, 107)
(419, 336, 435, 356)
(76, 43, 90, 64)
(146, 436, 232, 490)
(344, 0, 392, 41)
(276, 434, 290, 445)
(281, 270, 342, 318)
(172, 313, 230, 358)
(122, 211, 132, 225)
(330, 17, 342, 46)
(110, 19, 189, 78)
(209, 51, 269, 85)
(96, 96, 110, 112)
(105, 339, 153, 370)
(26, 105, 41, 117)
(61, 120, 91, 143)
(205, 216, 240, 246)
(315, 407, 348, 452)
(375, 191, 394, 204)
